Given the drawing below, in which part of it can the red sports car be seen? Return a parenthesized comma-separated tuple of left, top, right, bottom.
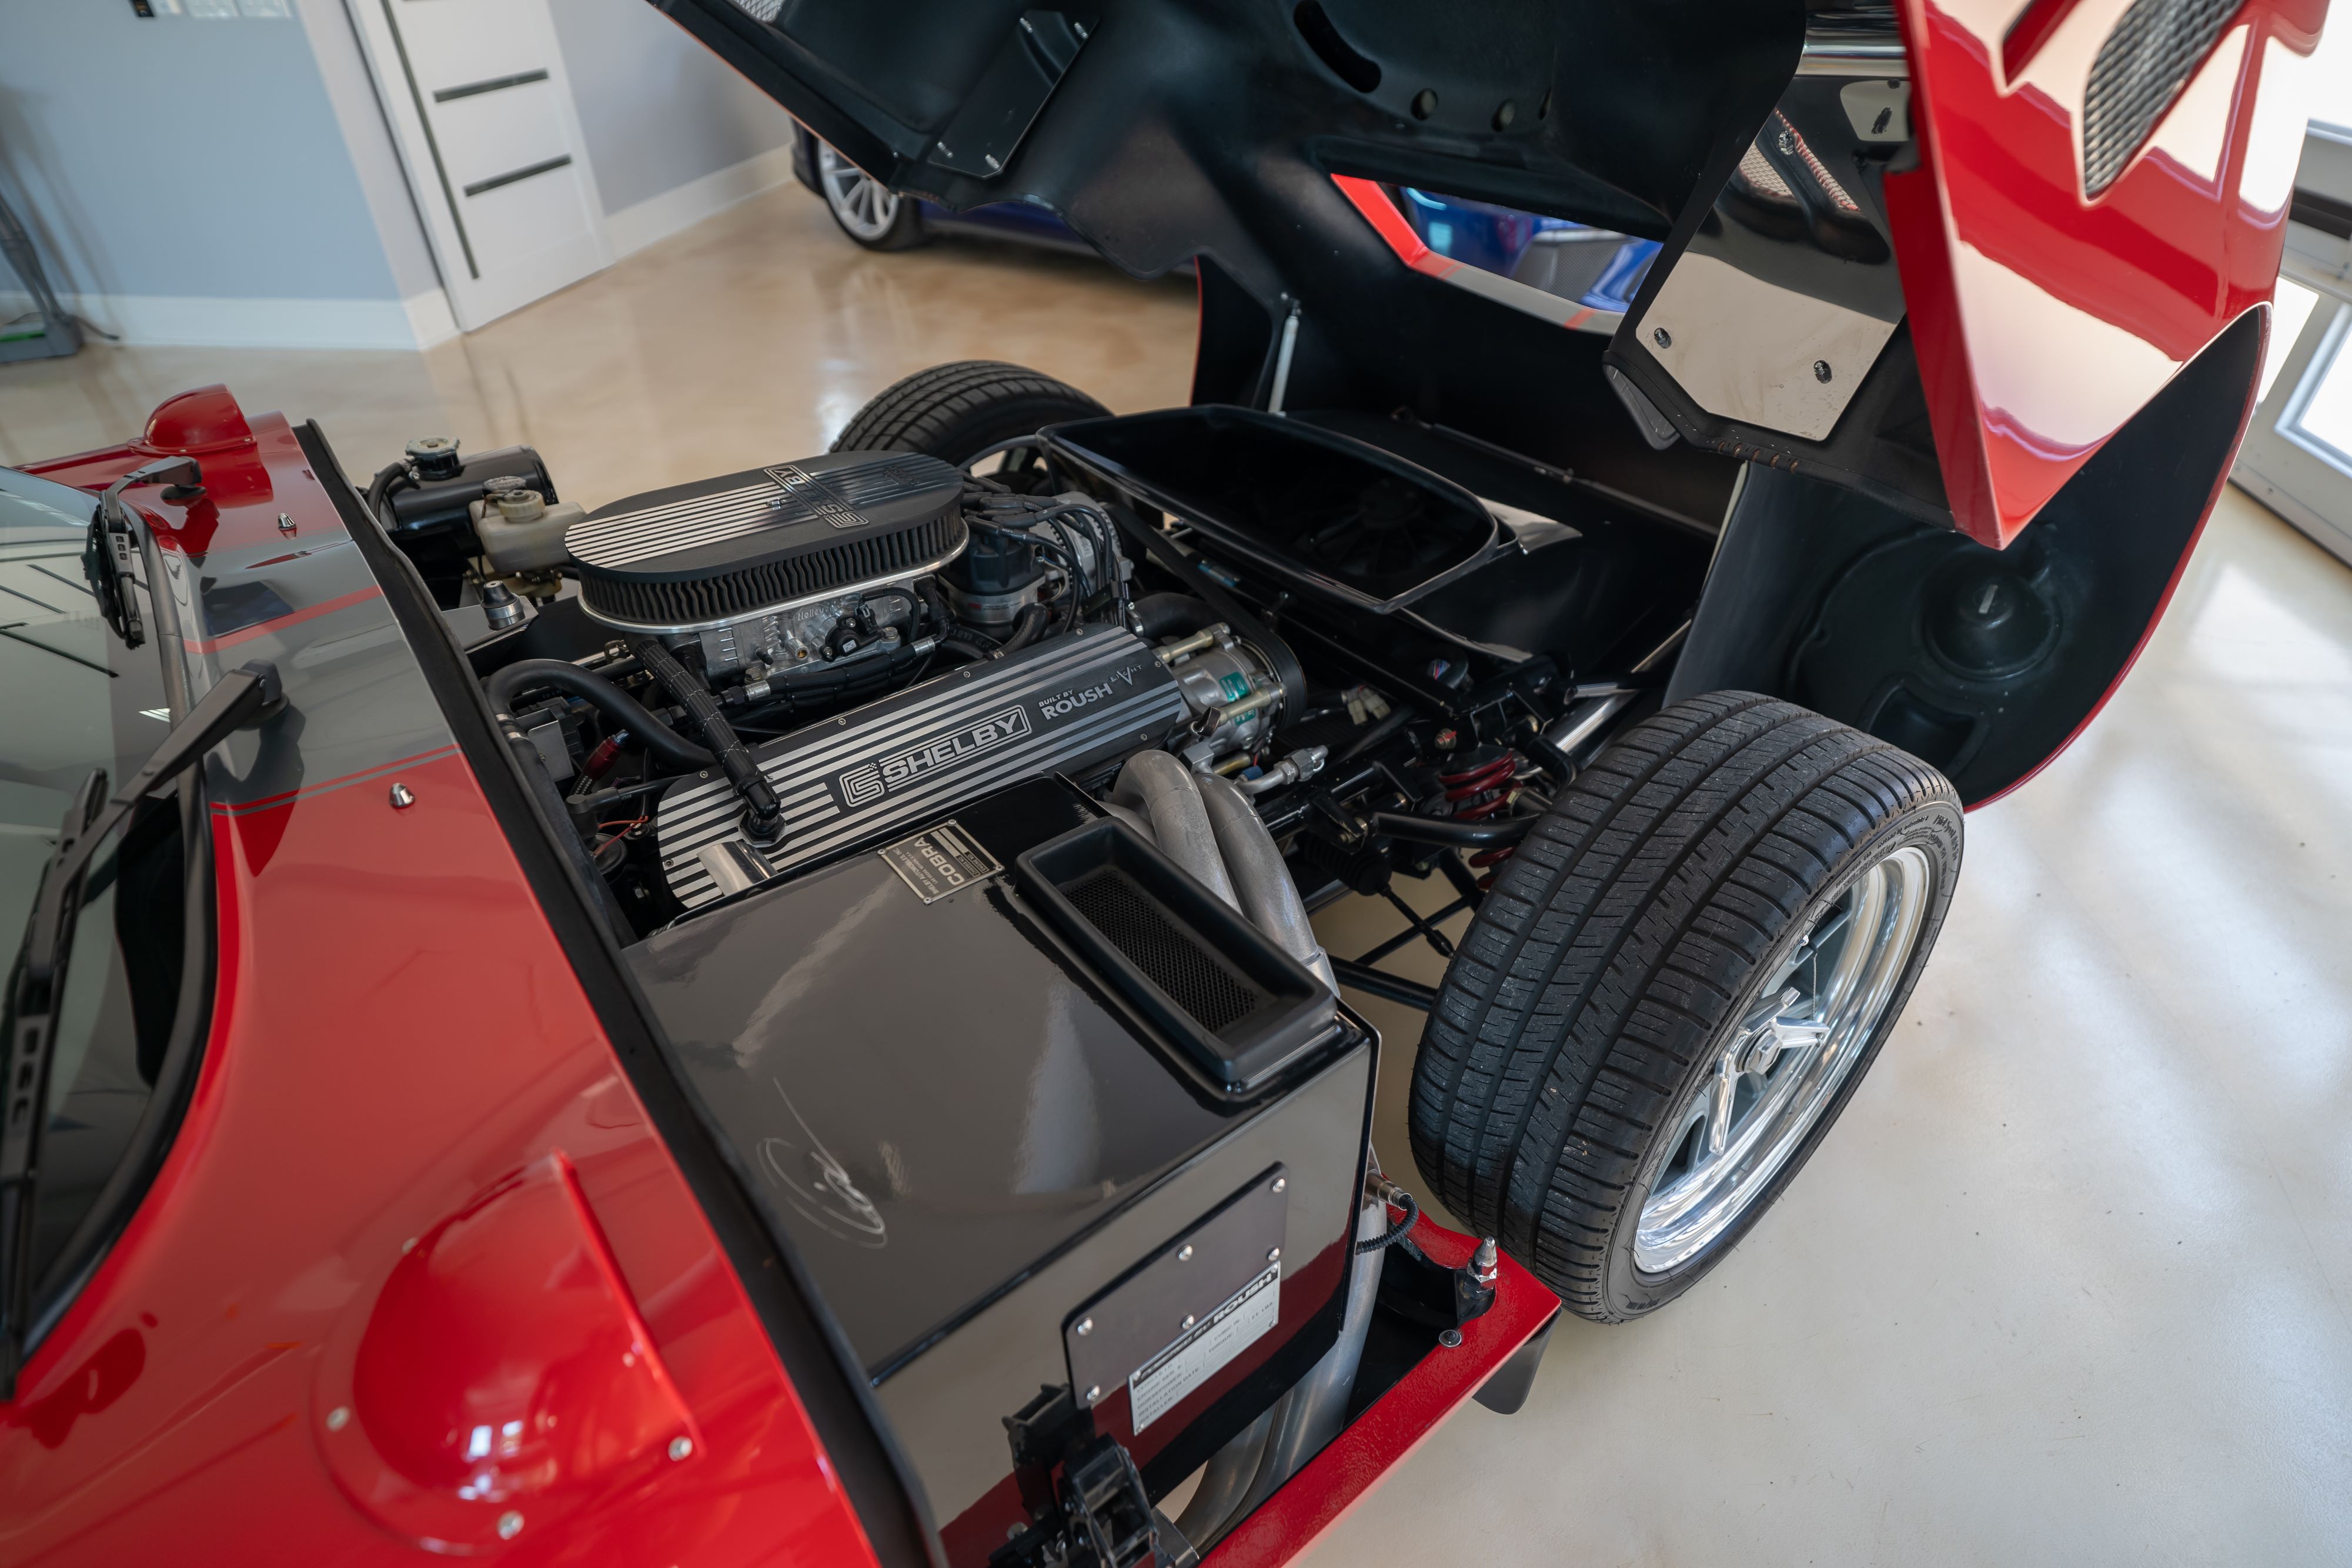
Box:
(1, 0, 2316, 1563)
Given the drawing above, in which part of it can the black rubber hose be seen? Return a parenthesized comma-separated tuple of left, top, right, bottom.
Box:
(1366, 810, 1534, 848)
(487, 658, 713, 771)
(1358, 1188, 1419, 1253)
(730, 644, 928, 720)
(913, 576, 955, 641)
(363, 461, 413, 530)
(932, 637, 993, 667)
(631, 638, 786, 845)
(997, 603, 1052, 655)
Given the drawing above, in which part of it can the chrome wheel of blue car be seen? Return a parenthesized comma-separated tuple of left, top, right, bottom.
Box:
(816, 144, 924, 251)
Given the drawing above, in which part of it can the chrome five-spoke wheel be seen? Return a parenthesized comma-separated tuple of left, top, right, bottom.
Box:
(1635, 844, 1935, 1274)
(1411, 694, 1965, 1322)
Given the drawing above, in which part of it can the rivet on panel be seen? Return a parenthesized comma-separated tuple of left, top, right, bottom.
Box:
(497, 1511, 524, 1540)
(389, 783, 416, 810)
(1076, 1317, 1094, 1336)
(669, 1436, 694, 1461)
(1177, 1244, 1193, 1262)
(326, 1406, 350, 1432)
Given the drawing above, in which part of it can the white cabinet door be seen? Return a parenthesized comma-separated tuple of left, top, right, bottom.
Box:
(346, 0, 610, 330)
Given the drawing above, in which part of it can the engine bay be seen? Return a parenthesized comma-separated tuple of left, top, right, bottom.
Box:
(365, 405, 1713, 1564)
(375, 408, 1710, 947)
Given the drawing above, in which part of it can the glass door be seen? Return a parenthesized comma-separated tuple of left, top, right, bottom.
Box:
(2233, 26, 2352, 563)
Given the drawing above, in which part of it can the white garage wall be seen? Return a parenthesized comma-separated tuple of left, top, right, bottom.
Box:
(0, 0, 797, 350)
(0, 0, 446, 350)
(548, 0, 801, 258)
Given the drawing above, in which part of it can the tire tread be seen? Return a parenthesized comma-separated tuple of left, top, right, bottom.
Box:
(830, 360, 1108, 462)
(1409, 694, 1961, 1320)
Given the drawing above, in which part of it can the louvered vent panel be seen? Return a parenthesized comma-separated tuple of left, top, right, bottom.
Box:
(2081, 0, 2241, 196)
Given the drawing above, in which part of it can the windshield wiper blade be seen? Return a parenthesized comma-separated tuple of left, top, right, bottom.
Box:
(0, 657, 278, 1397)
(84, 456, 203, 651)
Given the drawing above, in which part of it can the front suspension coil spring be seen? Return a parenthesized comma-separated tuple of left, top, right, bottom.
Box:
(1440, 750, 1522, 882)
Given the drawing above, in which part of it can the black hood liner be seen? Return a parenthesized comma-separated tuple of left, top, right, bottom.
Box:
(649, 0, 1799, 293)
(650, 0, 1801, 528)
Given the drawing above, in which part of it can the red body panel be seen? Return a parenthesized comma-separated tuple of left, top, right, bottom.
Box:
(1890, 0, 2323, 545)
(0, 413, 879, 1568)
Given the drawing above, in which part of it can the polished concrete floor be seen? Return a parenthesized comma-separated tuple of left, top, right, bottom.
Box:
(9, 185, 2351, 1565)
(0, 190, 1198, 502)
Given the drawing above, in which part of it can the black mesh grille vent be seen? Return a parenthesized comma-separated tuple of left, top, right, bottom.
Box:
(580, 513, 966, 628)
(1063, 868, 1259, 1033)
(2081, 0, 2241, 196)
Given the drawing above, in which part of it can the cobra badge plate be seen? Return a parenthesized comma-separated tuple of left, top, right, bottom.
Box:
(657, 627, 1187, 906)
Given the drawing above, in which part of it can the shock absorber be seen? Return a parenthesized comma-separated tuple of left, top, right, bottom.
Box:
(1439, 749, 1522, 882)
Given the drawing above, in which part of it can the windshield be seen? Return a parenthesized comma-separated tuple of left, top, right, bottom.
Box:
(1, 466, 192, 1313)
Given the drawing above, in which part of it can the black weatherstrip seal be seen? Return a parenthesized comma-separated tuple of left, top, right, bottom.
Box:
(2291, 186, 2352, 240)
(299, 422, 946, 1568)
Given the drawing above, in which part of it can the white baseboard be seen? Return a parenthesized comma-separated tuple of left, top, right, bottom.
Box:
(1, 287, 462, 351)
(402, 287, 461, 349)
(604, 143, 800, 259)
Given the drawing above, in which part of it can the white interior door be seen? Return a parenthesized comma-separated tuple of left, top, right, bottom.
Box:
(346, 0, 611, 330)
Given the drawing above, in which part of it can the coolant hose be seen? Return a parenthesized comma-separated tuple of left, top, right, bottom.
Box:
(486, 658, 714, 772)
(1195, 771, 1337, 993)
(631, 638, 787, 846)
(1110, 751, 1238, 910)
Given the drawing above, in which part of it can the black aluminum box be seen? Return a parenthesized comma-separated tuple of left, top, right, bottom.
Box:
(626, 778, 1374, 1566)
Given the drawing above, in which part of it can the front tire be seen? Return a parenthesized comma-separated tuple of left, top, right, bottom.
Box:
(830, 360, 1108, 470)
(1409, 693, 1962, 1322)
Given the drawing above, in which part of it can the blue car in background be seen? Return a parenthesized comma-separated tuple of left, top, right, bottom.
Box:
(790, 128, 1658, 317)
(792, 128, 1100, 258)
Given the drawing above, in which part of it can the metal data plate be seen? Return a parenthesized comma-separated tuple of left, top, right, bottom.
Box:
(1065, 1166, 1288, 1427)
(878, 820, 1002, 904)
